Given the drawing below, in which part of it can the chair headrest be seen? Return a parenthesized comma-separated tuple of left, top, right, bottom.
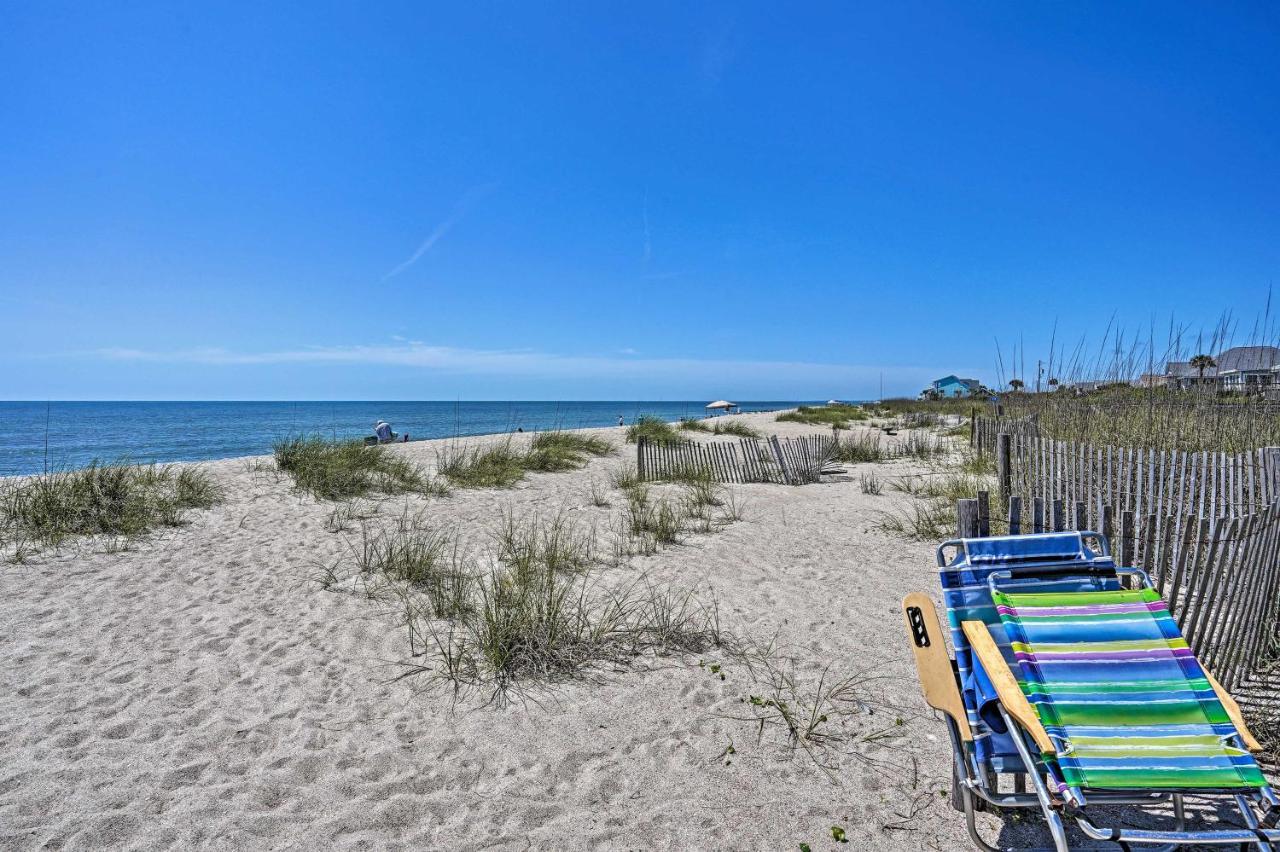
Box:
(962, 532, 1089, 565)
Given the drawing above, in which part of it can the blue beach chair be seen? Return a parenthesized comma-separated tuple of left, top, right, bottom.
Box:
(902, 530, 1279, 850)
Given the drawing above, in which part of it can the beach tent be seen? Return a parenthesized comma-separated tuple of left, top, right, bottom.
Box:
(705, 400, 737, 414)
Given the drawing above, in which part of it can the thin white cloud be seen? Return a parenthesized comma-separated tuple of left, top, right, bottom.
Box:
(89, 341, 981, 391)
(382, 183, 497, 281)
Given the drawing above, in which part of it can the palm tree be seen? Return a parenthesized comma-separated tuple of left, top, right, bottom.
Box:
(1009, 379, 1024, 392)
(1189, 354, 1217, 386)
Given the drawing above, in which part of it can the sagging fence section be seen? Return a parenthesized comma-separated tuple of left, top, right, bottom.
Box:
(636, 434, 836, 486)
(965, 416, 1280, 690)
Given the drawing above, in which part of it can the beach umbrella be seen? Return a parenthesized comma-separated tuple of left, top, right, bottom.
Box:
(705, 400, 736, 412)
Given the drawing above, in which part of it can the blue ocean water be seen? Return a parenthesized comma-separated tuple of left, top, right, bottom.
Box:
(0, 401, 817, 476)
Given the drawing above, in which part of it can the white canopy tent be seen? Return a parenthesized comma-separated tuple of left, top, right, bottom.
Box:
(705, 400, 738, 414)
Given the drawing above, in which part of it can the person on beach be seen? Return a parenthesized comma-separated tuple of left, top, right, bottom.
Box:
(373, 420, 392, 443)
(618, 416, 624, 426)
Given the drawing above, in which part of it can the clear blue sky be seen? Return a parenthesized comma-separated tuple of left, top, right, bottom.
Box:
(3, 2, 1278, 400)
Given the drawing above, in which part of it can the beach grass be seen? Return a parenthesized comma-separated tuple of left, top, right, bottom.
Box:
(678, 417, 711, 433)
(777, 404, 867, 428)
(439, 431, 615, 488)
(523, 431, 614, 472)
(625, 416, 680, 444)
(712, 420, 761, 438)
(0, 461, 222, 555)
(274, 435, 442, 500)
(833, 432, 888, 463)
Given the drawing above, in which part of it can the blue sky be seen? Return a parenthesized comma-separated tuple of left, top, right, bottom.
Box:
(2, 2, 1278, 400)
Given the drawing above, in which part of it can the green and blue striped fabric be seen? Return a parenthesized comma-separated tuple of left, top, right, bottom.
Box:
(992, 586, 1267, 791)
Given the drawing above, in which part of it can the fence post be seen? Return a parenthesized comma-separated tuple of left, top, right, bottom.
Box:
(1008, 495, 1022, 535)
(1266, 448, 1280, 499)
(977, 491, 991, 537)
(1032, 497, 1044, 534)
(997, 432, 1012, 505)
(969, 408, 977, 448)
(637, 436, 647, 481)
(1120, 510, 1135, 567)
(958, 498, 980, 538)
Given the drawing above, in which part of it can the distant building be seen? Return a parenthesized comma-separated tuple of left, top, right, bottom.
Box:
(926, 375, 981, 398)
(1163, 346, 1280, 393)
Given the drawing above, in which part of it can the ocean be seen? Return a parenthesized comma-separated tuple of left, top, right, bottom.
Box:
(0, 401, 818, 476)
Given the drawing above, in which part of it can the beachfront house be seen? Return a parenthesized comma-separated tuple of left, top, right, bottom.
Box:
(925, 375, 980, 398)
(1162, 345, 1280, 393)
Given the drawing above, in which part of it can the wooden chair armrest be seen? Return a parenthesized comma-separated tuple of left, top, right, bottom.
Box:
(902, 593, 971, 741)
(1203, 668, 1262, 752)
(960, 620, 1055, 755)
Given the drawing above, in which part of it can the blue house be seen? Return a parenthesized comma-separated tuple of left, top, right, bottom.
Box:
(928, 375, 981, 398)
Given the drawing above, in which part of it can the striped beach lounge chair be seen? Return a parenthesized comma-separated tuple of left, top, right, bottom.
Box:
(902, 530, 1279, 850)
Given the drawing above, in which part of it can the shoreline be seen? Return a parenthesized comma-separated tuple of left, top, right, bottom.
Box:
(0, 402, 824, 478)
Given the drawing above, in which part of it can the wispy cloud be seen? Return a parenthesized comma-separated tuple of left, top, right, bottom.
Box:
(382, 183, 497, 281)
(87, 341, 976, 393)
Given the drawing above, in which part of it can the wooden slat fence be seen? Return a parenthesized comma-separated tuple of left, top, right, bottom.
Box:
(958, 490, 1280, 691)
(636, 434, 836, 486)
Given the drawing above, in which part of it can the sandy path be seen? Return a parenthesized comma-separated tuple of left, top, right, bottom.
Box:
(0, 412, 1066, 849)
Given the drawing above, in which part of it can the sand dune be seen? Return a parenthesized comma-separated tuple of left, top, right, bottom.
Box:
(1, 412, 1070, 849)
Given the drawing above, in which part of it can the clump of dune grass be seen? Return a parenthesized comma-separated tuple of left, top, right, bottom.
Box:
(712, 420, 761, 438)
(833, 432, 888, 463)
(523, 430, 614, 472)
(406, 560, 728, 698)
(436, 440, 528, 488)
(717, 652, 888, 779)
(958, 450, 995, 475)
(777, 404, 867, 428)
(0, 461, 222, 555)
(586, 478, 611, 508)
(438, 432, 614, 489)
(348, 520, 475, 620)
(874, 500, 955, 541)
(678, 417, 711, 432)
(494, 509, 596, 577)
(625, 416, 680, 444)
(274, 436, 443, 500)
(898, 431, 950, 460)
(859, 472, 883, 495)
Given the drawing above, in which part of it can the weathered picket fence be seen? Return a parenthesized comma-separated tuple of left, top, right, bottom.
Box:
(635, 434, 836, 486)
(956, 489, 1280, 691)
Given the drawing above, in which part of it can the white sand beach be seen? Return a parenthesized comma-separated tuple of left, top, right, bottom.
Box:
(0, 413, 1126, 849)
